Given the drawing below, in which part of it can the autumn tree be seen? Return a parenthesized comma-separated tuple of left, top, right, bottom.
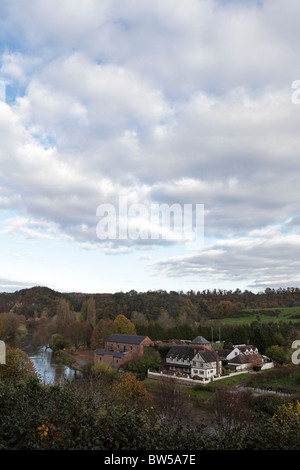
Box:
(156, 308, 175, 329)
(114, 315, 136, 335)
(249, 353, 264, 371)
(87, 296, 96, 328)
(66, 320, 92, 349)
(111, 372, 153, 410)
(0, 313, 25, 340)
(56, 299, 75, 325)
(130, 311, 149, 327)
(0, 346, 36, 383)
(91, 318, 117, 349)
(272, 401, 300, 427)
(213, 301, 235, 318)
(208, 387, 253, 434)
(152, 379, 192, 427)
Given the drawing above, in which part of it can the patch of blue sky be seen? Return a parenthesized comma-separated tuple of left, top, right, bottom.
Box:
(4, 82, 27, 105)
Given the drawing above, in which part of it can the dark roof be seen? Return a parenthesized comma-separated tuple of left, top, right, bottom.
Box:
(166, 346, 219, 363)
(196, 349, 219, 362)
(105, 334, 148, 345)
(95, 349, 125, 358)
(166, 346, 196, 361)
(190, 336, 210, 345)
(228, 354, 249, 364)
(235, 345, 256, 352)
(215, 349, 232, 359)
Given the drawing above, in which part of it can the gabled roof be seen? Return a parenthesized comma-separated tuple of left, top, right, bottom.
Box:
(105, 334, 148, 345)
(215, 349, 232, 359)
(166, 346, 196, 361)
(196, 349, 219, 363)
(228, 354, 249, 364)
(234, 344, 256, 352)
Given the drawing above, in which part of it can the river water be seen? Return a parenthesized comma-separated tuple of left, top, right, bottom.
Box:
(13, 337, 78, 384)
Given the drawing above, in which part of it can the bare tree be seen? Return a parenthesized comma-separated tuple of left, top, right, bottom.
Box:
(152, 379, 191, 427)
(207, 386, 253, 434)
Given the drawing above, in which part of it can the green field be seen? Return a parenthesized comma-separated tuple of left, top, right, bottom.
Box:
(245, 365, 300, 393)
(215, 306, 300, 325)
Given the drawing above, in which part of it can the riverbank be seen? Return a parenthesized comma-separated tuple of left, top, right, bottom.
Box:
(57, 349, 95, 371)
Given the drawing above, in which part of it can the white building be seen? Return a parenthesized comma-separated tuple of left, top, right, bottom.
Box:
(163, 346, 222, 382)
(226, 344, 259, 361)
(190, 349, 221, 382)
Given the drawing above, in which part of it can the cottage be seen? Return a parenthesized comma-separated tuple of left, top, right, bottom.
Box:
(162, 345, 222, 382)
(226, 344, 259, 361)
(190, 349, 221, 381)
(215, 344, 264, 371)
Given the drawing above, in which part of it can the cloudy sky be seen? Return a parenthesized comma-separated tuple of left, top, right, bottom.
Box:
(0, 0, 300, 294)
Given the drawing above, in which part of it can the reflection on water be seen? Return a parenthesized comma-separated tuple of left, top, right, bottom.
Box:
(12, 336, 79, 384)
(28, 345, 78, 384)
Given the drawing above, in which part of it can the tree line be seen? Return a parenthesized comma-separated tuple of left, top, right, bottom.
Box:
(3, 285, 300, 322)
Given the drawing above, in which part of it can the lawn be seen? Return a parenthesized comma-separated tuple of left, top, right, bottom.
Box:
(245, 365, 300, 393)
(143, 373, 249, 402)
(214, 306, 300, 325)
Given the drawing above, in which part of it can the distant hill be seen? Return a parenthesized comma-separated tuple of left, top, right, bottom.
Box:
(1, 285, 300, 322)
(0, 286, 63, 316)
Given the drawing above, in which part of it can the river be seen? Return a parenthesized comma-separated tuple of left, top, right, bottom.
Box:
(13, 336, 79, 384)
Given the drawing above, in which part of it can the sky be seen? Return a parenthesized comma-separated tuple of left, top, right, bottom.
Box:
(1, 0, 300, 294)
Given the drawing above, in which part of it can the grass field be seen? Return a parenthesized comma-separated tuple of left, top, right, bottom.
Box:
(245, 365, 300, 393)
(143, 373, 250, 402)
(214, 306, 300, 325)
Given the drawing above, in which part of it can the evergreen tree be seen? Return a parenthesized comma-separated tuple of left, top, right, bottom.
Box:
(87, 296, 96, 328)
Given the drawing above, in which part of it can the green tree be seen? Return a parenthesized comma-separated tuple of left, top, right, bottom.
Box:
(50, 334, 66, 352)
(265, 345, 286, 364)
(249, 324, 267, 354)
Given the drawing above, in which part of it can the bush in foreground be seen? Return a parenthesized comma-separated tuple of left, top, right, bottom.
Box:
(0, 375, 300, 450)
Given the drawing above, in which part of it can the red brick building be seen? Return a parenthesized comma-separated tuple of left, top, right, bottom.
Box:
(94, 334, 153, 369)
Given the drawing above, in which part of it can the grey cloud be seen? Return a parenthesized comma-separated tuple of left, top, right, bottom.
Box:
(0, 277, 37, 293)
(150, 232, 300, 289)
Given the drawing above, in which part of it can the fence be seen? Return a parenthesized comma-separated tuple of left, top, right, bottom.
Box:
(252, 385, 295, 396)
(147, 369, 249, 387)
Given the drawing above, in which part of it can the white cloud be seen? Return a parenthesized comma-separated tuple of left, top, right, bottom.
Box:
(1, 0, 300, 292)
